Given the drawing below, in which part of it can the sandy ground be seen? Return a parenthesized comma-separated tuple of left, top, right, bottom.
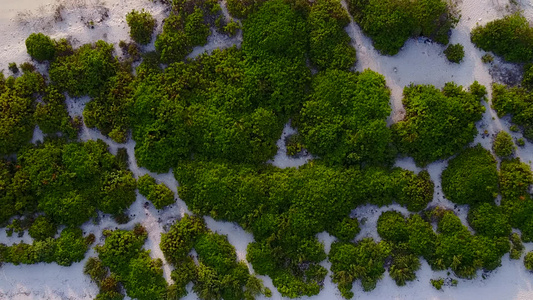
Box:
(2, 0, 533, 299)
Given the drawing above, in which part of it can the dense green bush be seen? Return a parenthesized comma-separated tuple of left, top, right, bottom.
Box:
(347, 0, 458, 55)
(328, 217, 360, 242)
(26, 33, 56, 61)
(471, 13, 533, 63)
(393, 82, 486, 166)
(126, 9, 156, 45)
(467, 203, 511, 238)
(226, 0, 266, 19)
(493, 131, 515, 158)
(308, 0, 356, 70)
(444, 43, 465, 63)
(137, 174, 174, 209)
(510, 233, 524, 260)
(298, 69, 393, 166)
(49, 40, 119, 97)
(34, 87, 79, 139)
(0, 70, 45, 155)
(28, 216, 57, 241)
(441, 145, 499, 205)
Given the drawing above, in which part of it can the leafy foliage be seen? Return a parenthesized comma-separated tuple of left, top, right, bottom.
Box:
(493, 131, 516, 158)
(34, 87, 79, 139)
(525, 251, 533, 271)
(392, 82, 486, 166)
(126, 9, 156, 45)
(471, 13, 533, 63)
(137, 174, 174, 209)
(298, 69, 393, 166)
(347, 0, 458, 55)
(25, 33, 56, 61)
(444, 43, 465, 63)
(441, 145, 499, 205)
(492, 83, 533, 141)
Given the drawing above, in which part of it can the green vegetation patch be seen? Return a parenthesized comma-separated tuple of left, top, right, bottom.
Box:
(444, 43, 465, 63)
(492, 82, 533, 141)
(493, 131, 516, 158)
(137, 174, 175, 209)
(392, 82, 486, 166)
(126, 9, 156, 45)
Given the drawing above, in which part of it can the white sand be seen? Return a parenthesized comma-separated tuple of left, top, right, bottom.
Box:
(2, 0, 533, 299)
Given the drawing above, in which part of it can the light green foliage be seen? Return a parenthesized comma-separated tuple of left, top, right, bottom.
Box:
(328, 217, 360, 242)
(377, 211, 409, 243)
(55, 228, 91, 266)
(431, 278, 444, 290)
(444, 43, 465, 63)
(298, 69, 393, 166)
(308, 0, 356, 70)
(34, 87, 78, 139)
(49, 40, 119, 97)
(330, 238, 391, 298)
(126, 9, 156, 45)
(510, 233, 524, 260)
(393, 82, 486, 166)
(347, 0, 458, 55)
(160, 215, 207, 264)
(137, 174, 174, 209)
(441, 145, 499, 205)
(83, 72, 134, 143)
(25, 33, 56, 61)
(493, 131, 516, 158)
(471, 13, 533, 63)
(525, 251, 533, 271)
(0, 71, 45, 155)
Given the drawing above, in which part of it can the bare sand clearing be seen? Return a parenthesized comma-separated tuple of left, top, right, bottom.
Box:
(2, 0, 533, 299)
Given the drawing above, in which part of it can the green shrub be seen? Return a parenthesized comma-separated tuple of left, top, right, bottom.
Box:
(347, 0, 458, 55)
(25, 33, 56, 61)
(441, 145, 499, 205)
(431, 278, 444, 290)
(126, 9, 156, 45)
(223, 19, 241, 36)
(328, 217, 360, 242)
(226, 0, 266, 19)
(493, 131, 515, 158)
(389, 253, 420, 286)
(517, 138, 526, 146)
(137, 174, 174, 209)
(481, 53, 494, 63)
(492, 83, 533, 141)
(393, 82, 485, 166)
(34, 87, 78, 138)
(468, 203, 511, 238)
(525, 251, 533, 271)
(8, 63, 18, 74)
(444, 43, 465, 63)
(28, 216, 57, 241)
(471, 13, 533, 63)
(510, 233, 524, 260)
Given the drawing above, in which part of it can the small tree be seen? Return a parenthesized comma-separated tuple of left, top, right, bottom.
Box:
(493, 131, 515, 158)
(126, 9, 156, 45)
(26, 33, 56, 61)
(444, 44, 465, 63)
(524, 251, 533, 271)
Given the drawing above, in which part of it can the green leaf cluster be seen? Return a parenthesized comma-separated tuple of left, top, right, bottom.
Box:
(493, 131, 515, 158)
(25, 33, 56, 61)
(126, 9, 156, 45)
(137, 174, 175, 209)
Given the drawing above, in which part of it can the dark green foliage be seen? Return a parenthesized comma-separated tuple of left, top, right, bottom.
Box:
(493, 131, 515, 158)
(330, 238, 391, 298)
(15, 140, 136, 227)
(155, 0, 220, 63)
(481, 53, 494, 64)
(328, 217, 360, 242)
(285, 134, 305, 157)
(34, 87, 78, 138)
(83, 72, 134, 143)
(471, 13, 533, 63)
(126, 9, 156, 45)
(441, 145, 498, 205)
(226, 0, 266, 19)
(525, 251, 533, 271)
(468, 203, 511, 238)
(0, 71, 45, 155)
(298, 69, 392, 166)
(137, 174, 174, 209)
(492, 83, 533, 141)
(393, 82, 486, 166)
(522, 64, 533, 90)
(161, 215, 268, 300)
(8, 63, 18, 74)
(377, 211, 409, 243)
(28, 216, 57, 241)
(444, 43, 465, 63)
(510, 233, 524, 260)
(49, 41, 119, 97)
(389, 253, 420, 286)
(347, 0, 458, 55)
(25, 33, 56, 61)
(308, 0, 356, 70)
(55, 228, 92, 266)
(95, 226, 167, 300)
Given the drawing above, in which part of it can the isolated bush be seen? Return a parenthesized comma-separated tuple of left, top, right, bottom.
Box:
(126, 9, 156, 45)
(444, 43, 465, 63)
(26, 33, 56, 61)
(8, 63, 18, 74)
(441, 145, 499, 205)
(431, 278, 444, 290)
(471, 13, 533, 63)
(393, 82, 486, 166)
(493, 131, 515, 158)
(525, 251, 533, 271)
